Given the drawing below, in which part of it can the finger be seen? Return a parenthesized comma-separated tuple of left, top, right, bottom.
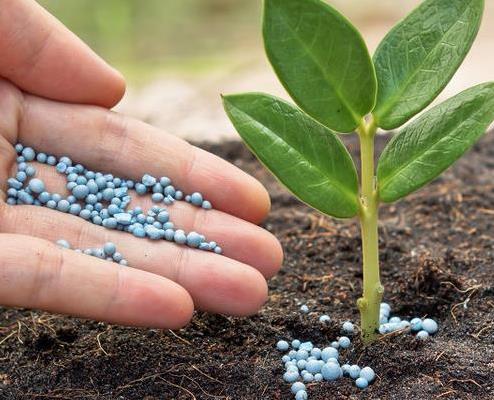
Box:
(17, 94, 271, 224)
(0, 0, 125, 107)
(145, 201, 283, 277)
(0, 204, 269, 316)
(0, 80, 21, 186)
(0, 233, 193, 329)
(27, 163, 283, 277)
(0, 134, 16, 190)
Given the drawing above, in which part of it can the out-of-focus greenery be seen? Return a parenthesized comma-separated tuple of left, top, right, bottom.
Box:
(38, 0, 420, 83)
(39, 0, 261, 80)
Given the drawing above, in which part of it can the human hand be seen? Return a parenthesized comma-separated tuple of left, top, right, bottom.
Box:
(0, 0, 283, 329)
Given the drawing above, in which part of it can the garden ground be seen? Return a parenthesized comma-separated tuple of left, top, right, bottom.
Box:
(1, 131, 493, 399)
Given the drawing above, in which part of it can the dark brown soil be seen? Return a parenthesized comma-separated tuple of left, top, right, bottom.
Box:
(1, 132, 494, 400)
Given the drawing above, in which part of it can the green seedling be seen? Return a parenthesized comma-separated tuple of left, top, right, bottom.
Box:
(223, 0, 494, 342)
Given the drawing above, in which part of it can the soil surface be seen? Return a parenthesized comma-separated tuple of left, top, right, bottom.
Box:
(1, 132, 494, 400)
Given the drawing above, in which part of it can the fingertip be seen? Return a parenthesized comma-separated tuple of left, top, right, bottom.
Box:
(166, 292, 194, 330)
(188, 257, 268, 316)
(224, 170, 271, 224)
(262, 232, 284, 279)
(87, 62, 126, 108)
(246, 176, 272, 224)
(155, 281, 194, 330)
(190, 146, 271, 223)
(232, 267, 269, 316)
(222, 265, 269, 317)
(216, 215, 282, 278)
(230, 227, 283, 279)
(129, 271, 194, 329)
(102, 67, 126, 108)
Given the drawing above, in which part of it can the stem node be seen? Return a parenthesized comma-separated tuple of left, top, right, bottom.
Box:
(357, 297, 368, 310)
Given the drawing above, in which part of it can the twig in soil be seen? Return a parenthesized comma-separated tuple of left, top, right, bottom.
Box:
(449, 378, 482, 388)
(16, 321, 24, 344)
(158, 376, 197, 399)
(33, 314, 57, 335)
(115, 373, 163, 392)
(450, 285, 481, 324)
(169, 329, 192, 346)
(177, 373, 227, 399)
(96, 329, 110, 356)
(435, 350, 447, 362)
(113, 365, 185, 395)
(471, 322, 494, 340)
(0, 331, 16, 346)
(436, 389, 457, 398)
(189, 364, 225, 386)
(0, 320, 24, 346)
(21, 320, 36, 337)
(440, 281, 481, 294)
(373, 326, 409, 343)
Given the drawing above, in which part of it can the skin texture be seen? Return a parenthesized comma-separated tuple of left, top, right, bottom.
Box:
(0, 0, 282, 329)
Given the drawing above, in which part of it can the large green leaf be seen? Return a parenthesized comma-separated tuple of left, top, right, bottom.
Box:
(378, 82, 494, 203)
(263, 0, 376, 133)
(373, 0, 484, 130)
(223, 93, 360, 218)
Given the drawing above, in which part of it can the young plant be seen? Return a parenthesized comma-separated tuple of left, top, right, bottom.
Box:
(223, 0, 494, 342)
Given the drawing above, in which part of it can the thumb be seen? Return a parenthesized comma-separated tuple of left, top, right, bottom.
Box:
(0, 0, 126, 107)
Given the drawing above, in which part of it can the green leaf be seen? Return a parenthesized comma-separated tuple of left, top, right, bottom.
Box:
(373, 0, 484, 130)
(377, 82, 494, 203)
(263, 0, 376, 133)
(223, 92, 360, 218)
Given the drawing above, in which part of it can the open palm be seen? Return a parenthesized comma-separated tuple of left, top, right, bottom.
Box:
(0, 0, 282, 329)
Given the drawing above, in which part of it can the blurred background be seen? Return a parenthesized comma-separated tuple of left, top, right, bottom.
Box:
(39, 0, 494, 142)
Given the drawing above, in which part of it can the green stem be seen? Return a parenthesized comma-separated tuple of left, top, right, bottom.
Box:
(356, 118, 383, 343)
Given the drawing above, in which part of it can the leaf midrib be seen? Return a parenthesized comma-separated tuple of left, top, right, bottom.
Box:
(273, 8, 362, 126)
(374, 0, 475, 121)
(379, 102, 486, 193)
(228, 100, 358, 204)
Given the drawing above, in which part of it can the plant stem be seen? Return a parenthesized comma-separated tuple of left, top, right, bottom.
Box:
(357, 117, 383, 343)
